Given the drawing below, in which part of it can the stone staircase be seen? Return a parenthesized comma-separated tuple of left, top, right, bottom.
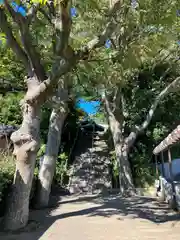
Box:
(69, 128, 111, 194)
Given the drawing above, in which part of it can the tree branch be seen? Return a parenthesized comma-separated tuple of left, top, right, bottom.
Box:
(4, 0, 46, 81)
(13, 0, 122, 104)
(53, 0, 72, 55)
(77, 0, 122, 59)
(0, 9, 31, 74)
(44, 0, 122, 94)
(104, 92, 114, 119)
(39, 8, 52, 24)
(126, 76, 180, 148)
(139, 76, 180, 133)
(26, 3, 40, 23)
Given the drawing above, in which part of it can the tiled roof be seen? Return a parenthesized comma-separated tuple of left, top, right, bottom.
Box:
(0, 125, 17, 138)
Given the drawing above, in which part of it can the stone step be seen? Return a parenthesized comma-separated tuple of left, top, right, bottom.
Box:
(69, 131, 111, 195)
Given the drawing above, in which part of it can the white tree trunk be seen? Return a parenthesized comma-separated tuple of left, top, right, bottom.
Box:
(36, 102, 67, 208)
(3, 93, 41, 230)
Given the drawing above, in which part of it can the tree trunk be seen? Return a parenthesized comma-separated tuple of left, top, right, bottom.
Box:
(115, 142, 134, 195)
(109, 114, 134, 194)
(104, 93, 135, 195)
(3, 95, 41, 230)
(36, 102, 67, 208)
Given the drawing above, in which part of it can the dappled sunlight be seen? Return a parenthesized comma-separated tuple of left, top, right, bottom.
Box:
(1, 194, 180, 240)
(0, 0, 180, 238)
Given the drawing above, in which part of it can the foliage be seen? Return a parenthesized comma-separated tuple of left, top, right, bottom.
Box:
(0, 153, 15, 212)
(55, 153, 69, 186)
(93, 112, 106, 123)
(0, 93, 53, 146)
(73, 0, 179, 95)
(0, 93, 23, 125)
(75, 108, 87, 120)
(130, 144, 156, 187)
(127, 60, 180, 187)
(106, 58, 180, 188)
(40, 105, 51, 143)
(123, 59, 180, 133)
(37, 143, 46, 158)
(0, 152, 38, 216)
(0, 47, 25, 84)
(61, 99, 82, 163)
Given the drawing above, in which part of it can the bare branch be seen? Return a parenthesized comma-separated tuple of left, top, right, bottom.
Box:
(0, 9, 31, 74)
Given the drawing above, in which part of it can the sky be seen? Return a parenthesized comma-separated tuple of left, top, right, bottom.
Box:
(0, 1, 26, 16)
(76, 98, 101, 115)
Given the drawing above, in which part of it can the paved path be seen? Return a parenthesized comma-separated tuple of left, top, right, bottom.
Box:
(1, 194, 180, 240)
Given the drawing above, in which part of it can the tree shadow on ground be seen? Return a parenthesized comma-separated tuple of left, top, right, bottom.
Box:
(1, 193, 180, 240)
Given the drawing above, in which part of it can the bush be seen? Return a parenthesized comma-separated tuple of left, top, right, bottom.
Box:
(0, 93, 23, 125)
(55, 153, 69, 186)
(0, 153, 15, 217)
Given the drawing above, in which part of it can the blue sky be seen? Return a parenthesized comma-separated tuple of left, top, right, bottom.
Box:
(0, 1, 26, 16)
(76, 98, 101, 115)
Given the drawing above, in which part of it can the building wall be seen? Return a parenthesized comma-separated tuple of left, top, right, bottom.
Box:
(158, 159, 180, 179)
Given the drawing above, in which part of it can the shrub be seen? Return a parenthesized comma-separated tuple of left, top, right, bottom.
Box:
(55, 153, 69, 186)
(0, 153, 15, 216)
(0, 93, 23, 126)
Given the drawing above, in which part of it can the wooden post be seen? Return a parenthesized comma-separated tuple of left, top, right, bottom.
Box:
(161, 151, 165, 177)
(167, 148, 173, 181)
(167, 148, 177, 210)
(155, 154, 158, 178)
(159, 152, 166, 201)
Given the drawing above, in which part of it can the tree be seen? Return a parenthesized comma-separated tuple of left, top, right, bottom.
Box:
(102, 0, 180, 194)
(34, 0, 120, 208)
(0, 0, 123, 230)
(104, 60, 180, 194)
(75, 0, 180, 194)
(36, 78, 68, 208)
(129, 66, 180, 187)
